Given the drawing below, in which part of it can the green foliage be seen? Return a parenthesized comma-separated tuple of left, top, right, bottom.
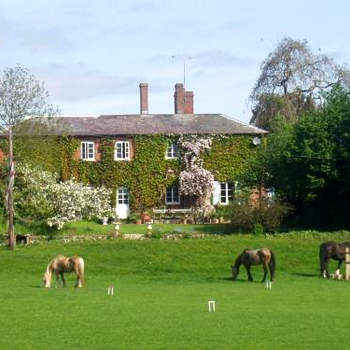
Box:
(220, 195, 290, 233)
(203, 135, 256, 182)
(247, 85, 350, 228)
(3, 134, 256, 213)
(253, 223, 264, 236)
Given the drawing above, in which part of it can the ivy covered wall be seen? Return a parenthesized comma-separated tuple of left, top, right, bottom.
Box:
(2, 134, 258, 212)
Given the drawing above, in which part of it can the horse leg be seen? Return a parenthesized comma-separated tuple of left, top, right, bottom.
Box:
(335, 260, 343, 276)
(324, 259, 330, 278)
(246, 265, 253, 282)
(55, 272, 60, 288)
(75, 274, 82, 288)
(60, 272, 66, 288)
(261, 263, 268, 283)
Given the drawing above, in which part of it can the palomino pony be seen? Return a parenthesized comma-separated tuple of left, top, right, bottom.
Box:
(232, 248, 276, 282)
(319, 241, 350, 278)
(43, 255, 85, 288)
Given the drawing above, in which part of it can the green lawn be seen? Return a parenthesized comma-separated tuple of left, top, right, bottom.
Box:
(1, 233, 350, 349)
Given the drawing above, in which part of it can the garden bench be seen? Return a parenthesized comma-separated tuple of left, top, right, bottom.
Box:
(153, 208, 193, 224)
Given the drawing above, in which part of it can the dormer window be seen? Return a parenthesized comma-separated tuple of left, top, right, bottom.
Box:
(166, 142, 179, 159)
(115, 141, 130, 160)
(81, 141, 95, 161)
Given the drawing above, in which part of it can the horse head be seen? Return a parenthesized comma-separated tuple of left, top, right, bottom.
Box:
(232, 265, 239, 281)
(43, 271, 52, 288)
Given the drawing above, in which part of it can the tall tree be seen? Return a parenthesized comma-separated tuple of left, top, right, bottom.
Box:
(0, 66, 58, 249)
(250, 37, 350, 129)
(248, 85, 350, 228)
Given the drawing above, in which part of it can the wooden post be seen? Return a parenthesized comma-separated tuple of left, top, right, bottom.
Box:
(346, 247, 350, 280)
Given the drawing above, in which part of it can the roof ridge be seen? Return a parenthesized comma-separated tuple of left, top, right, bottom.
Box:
(219, 114, 268, 133)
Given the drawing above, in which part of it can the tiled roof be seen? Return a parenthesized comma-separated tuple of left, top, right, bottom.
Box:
(62, 114, 267, 136)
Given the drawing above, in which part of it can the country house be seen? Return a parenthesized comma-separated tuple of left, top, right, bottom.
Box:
(0, 83, 267, 220)
(57, 83, 267, 219)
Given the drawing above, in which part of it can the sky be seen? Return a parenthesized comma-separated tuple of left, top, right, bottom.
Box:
(0, 0, 349, 123)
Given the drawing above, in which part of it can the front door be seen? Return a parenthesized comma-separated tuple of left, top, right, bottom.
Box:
(116, 187, 130, 219)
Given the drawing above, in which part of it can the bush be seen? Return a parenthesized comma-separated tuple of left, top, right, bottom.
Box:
(127, 213, 141, 224)
(15, 163, 113, 229)
(253, 223, 264, 236)
(218, 196, 291, 233)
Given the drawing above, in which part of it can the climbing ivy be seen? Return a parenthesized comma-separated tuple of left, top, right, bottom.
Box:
(2, 134, 257, 212)
(203, 135, 257, 182)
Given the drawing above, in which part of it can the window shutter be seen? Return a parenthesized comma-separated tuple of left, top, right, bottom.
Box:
(212, 181, 221, 205)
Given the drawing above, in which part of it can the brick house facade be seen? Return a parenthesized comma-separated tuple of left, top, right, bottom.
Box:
(61, 83, 267, 218)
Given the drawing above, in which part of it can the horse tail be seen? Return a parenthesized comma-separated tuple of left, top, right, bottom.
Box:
(269, 250, 276, 281)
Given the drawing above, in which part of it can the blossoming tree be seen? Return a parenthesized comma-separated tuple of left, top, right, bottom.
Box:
(179, 136, 214, 219)
(16, 164, 113, 230)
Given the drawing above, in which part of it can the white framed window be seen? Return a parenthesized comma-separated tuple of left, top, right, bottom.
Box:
(117, 187, 129, 204)
(220, 182, 233, 205)
(166, 142, 179, 159)
(115, 141, 130, 160)
(166, 186, 180, 204)
(81, 141, 95, 161)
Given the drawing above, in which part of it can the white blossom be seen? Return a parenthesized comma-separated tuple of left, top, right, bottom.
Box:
(16, 164, 113, 229)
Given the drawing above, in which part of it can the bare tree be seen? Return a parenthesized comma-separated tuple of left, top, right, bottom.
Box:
(0, 66, 58, 249)
(250, 37, 350, 129)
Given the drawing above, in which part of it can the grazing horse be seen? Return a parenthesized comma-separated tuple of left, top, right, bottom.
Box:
(319, 241, 350, 278)
(43, 255, 85, 288)
(232, 248, 276, 282)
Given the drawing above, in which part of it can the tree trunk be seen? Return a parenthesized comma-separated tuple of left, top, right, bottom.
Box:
(8, 126, 15, 250)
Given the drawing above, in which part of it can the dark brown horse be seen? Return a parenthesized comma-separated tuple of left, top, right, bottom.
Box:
(232, 248, 276, 282)
(319, 241, 350, 278)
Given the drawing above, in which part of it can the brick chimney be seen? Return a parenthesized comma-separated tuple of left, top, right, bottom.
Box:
(139, 83, 148, 114)
(184, 91, 194, 114)
(174, 83, 185, 114)
(174, 83, 194, 114)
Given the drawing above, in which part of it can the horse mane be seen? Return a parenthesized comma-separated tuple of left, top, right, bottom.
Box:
(233, 251, 245, 268)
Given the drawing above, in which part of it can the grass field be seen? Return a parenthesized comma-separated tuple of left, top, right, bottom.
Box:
(1, 233, 350, 349)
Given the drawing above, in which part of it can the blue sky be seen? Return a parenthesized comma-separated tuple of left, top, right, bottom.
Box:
(1, 0, 349, 123)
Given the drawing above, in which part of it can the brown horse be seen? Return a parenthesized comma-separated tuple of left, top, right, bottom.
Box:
(319, 241, 350, 278)
(232, 248, 276, 282)
(43, 255, 85, 288)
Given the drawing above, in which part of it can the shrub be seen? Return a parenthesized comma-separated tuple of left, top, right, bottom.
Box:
(15, 163, 113, 229)
(218, 194, 290, 233)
